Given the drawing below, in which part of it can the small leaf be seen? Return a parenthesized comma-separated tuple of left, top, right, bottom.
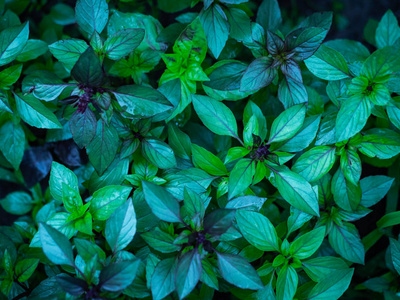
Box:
(49, 39, 89, 71)
(69, 109, 97, 148)
(289, 226, 325, 259)
(0, 120, 25, 169)
(360, 176, 394, 208)
(104, 28, 145, 60)
(0, 192, 33, 215)
(228, 158, 255, 199)
(49, 161, 79, 203)
(308, 269, 354, 300)
(71, 47, 104, 86)
(15, 259, 40, 282)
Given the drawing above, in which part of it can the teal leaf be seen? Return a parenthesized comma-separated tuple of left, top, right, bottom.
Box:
(176, 250, 202, 299)
(0, 120, 25, 169)
(151, 258, 178, 300)
(104, 29, 145, 60)
(142, 138, 177, 169)
(228, 158, 255, 199)
(0, 22, 29, 66)
(289, 226, 325, 259)
(75, 0, 109, 37)
(240, 56, 276, 92)
(360, 176, 394, 208)
(307, 269, 354, 300)
(49, 39, 89, 71)
(99, 260, 140, 292)
(276, 264, 298, 300)
(375, 10, 400, 49)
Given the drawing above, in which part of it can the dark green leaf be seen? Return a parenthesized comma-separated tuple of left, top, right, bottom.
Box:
(240, 57, 276, 92)
(99, 260, 140, 292)
(176, 250, 202, 299)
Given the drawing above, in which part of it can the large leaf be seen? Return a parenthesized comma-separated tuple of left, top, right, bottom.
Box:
(228, 158, 255, 199)
(151, 258, 178, 300)
(89, 185, 132, 221)
(292, 146, 336, 182)
(305, 45, 350, 80)
(216, 252, 263, 290)
(105, 200, 137, 253)
(240, 56, 276, 92)
(86, 121, 119, 175)
(192, 94, 239, 139)
(142, 138, 177, 169)
(39, 223, 74, 266)
(268, 164, 320, 216)
(360, 176, 394, 208)
(142, 181, 182, 223)
(335, 94, 372, 142)
(268, 104, 306, 144)
(49, 39, 89, 71)
(256, 0, 282, 32)
(308, 269, 354, 300)
(236, 210, 279, 252)
(104, 28, 145, 60)
(276, 264, 298, 300)
(22, 71, 72, 101)
(71, 47, 104, 86)
(75, 0, 109, 36)
(99, 260, 140, 292)
(175, 250, 202, 299)
(375, 10, 400, 49)
(14, 93, 62, 129)
(359, 128, 400, 159)
(200, 4, 229, 59)
(329, 222, 365, 264)
(112, 85, 173, 118)
(331, 168, 361, 212)
(0, 22, 29, 66)
(0, 120, 25, 169)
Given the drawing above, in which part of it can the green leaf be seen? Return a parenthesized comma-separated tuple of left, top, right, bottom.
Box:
(203, 209, 235, 236)
(302, 256, 349, 282)
(16, 39, 48, 62)
(142, 228, 181, 253)
(89, 185, 132, 221)
(200, 4, 229, 59)
(240, 57, 276, 92)
(325, 39, 370, 63)
(0, 22, 29, 66)
(286, 27, 328, 61)
(176, 250, 202, 299)
(71, 47, 104, 86)
(203, 60, 247, 91)
(340, 149, 361, 185)
(74, 238, 106, 262)
(14, 93, 62, 129)
(289, 226, 325, 259)
(75, 0, 109, 37)
(39, 223, 75, 266)
(104, 29, 145, 60)
(358, 128, 400, 159)
(268, 164, 320, 216)
(276, 265, 298, 300)
(216, 252, 263, 290)
(278, 75, 308, 109)
(151, 258, 178, 300)
(22, 71, 71, 101)
(228, 158, 255, 199)
(0, 191, 33, 215)
(305, 45, 350, 80)
(335, 94, 372, 142)
(225, 7, 251, 42)
(15, 259, 39, 282)
(168, 124, 192, 160)
(361, 46, 400, 82)
(55, 274, 87, 296)
(69, 109, 97, 148)
(99, 260, 140, 292)
(112, 85, 173, 118)
(51, 3, 76, 26)
(142, 181, 182, 223)
(192, 144, 227, 176)
(0, 120, 25, 169)
(0, 64, 22, 88)
(105, 200, 136, 253)
(86, 121, 119, 175)
(192, 94, 239, 139)
(390, 238, 400, 275)
(142, 138, 177, 169)
(360, 176, 394, 208)
(236, 210, 279, 252)
(375, 10, 400, 49)
(308, 269, 354, 300)
(329, 222, 365, 264)
(256, 0, 282, 32)
(49, 39, 89, 71)
(49, 161, 79, 203)
(292, 146, 336, 182)
(331, 168, 361, 212)
(268, 104, 306, 144)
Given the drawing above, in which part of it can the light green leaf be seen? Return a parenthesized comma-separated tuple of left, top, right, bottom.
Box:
(89, 185, 132, 221)
(0, 22, 29, 66)
(105, 200, 136, 253)
(228, 158, 255, 199)
(14, 93, 62, 129)
(192, 144, 227, 176)
(289, 226, 325, 259)
(75, 0, 109, 36)
(16, 39, 48, 62)
(276, 264, 298, 300)
(236, 210, 279, 252)
(268, 104, 306, 144)
(292, 146, 336, 182)
(0, 64, 22, 88)
(331, 168, 361, 212)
